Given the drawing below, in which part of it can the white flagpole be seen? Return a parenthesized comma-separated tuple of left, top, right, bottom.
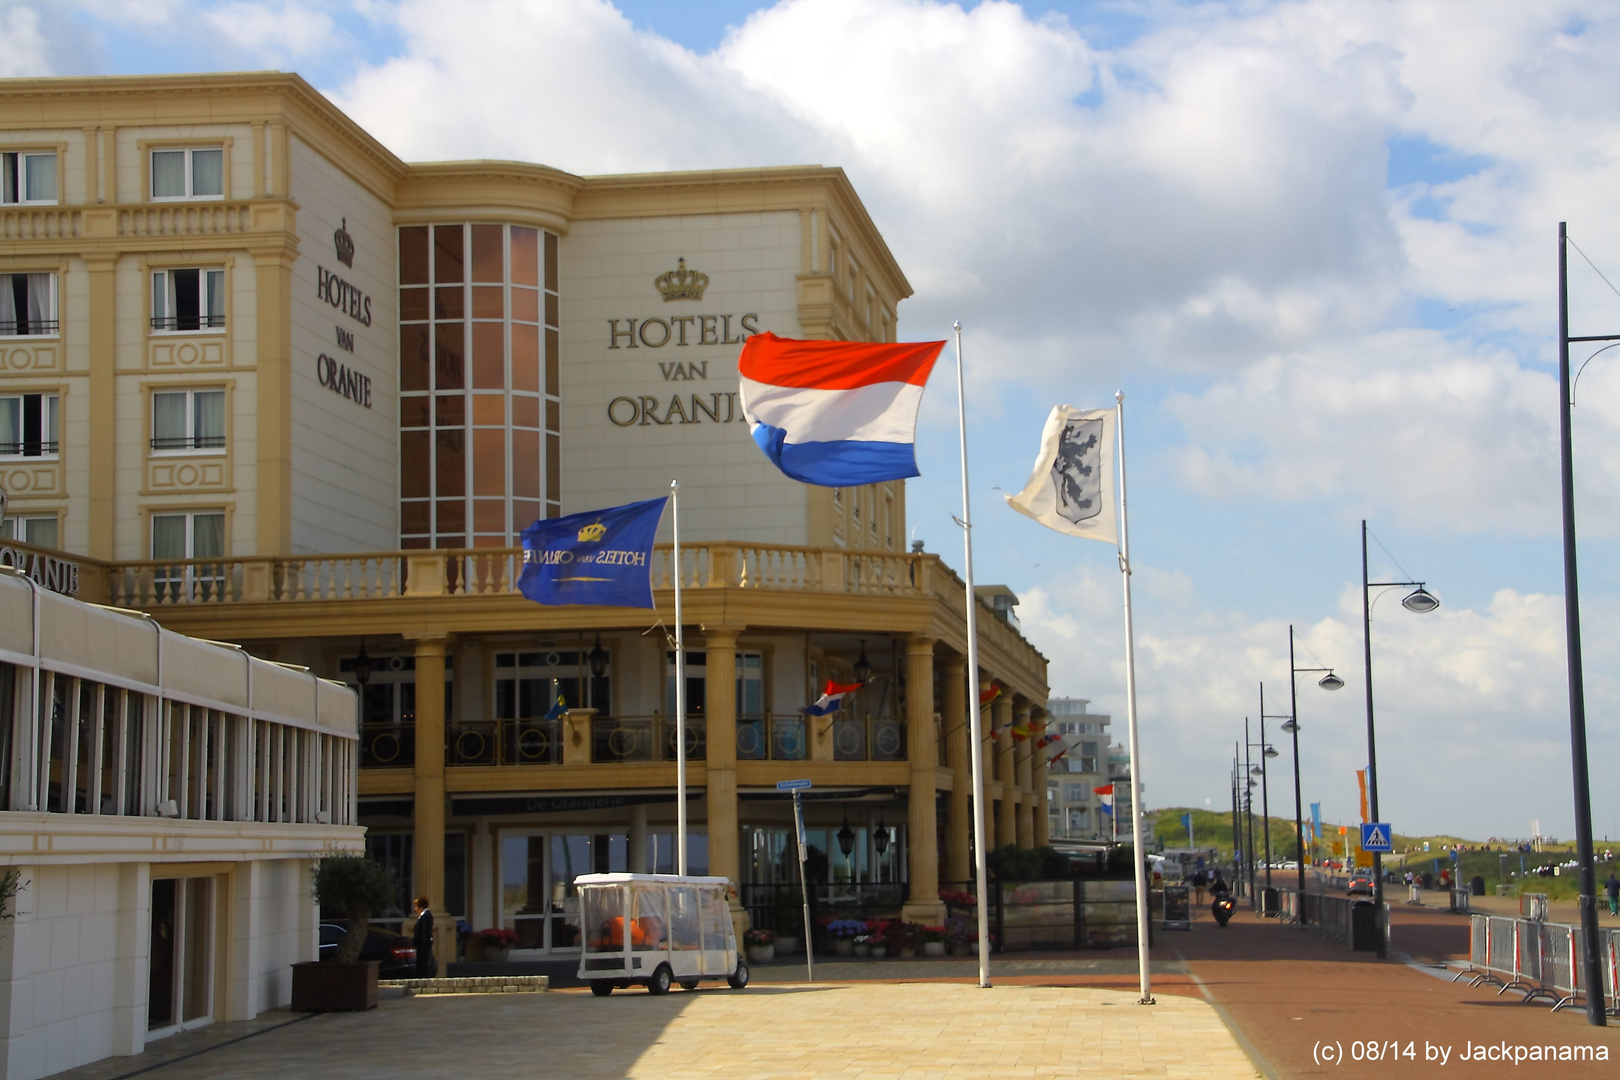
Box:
(1115, 391, 1153, 1005)
(672, 479, 687, 877)
(953, 321, 993, 990)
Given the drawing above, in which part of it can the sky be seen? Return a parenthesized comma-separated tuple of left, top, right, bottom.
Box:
(7, 0, 1620, 843)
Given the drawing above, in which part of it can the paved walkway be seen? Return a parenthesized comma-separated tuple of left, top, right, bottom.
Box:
(49, 897, 1620, 1079)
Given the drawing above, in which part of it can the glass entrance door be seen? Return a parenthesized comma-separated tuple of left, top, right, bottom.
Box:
(500, 830, 628, 953)
(147, 876, 214, 1038)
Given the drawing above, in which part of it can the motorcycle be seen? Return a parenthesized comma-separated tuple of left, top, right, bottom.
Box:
(1211, 888, 1235, 927)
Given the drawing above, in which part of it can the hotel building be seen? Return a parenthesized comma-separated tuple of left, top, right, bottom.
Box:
(0, 72, 1050, 973)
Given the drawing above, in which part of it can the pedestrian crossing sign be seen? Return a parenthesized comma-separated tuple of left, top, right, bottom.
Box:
(1361, 823, 1392, 852)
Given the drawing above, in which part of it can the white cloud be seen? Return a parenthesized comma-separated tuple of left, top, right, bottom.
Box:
(199, 1, 341, 63)
(0, 3, 53, 77)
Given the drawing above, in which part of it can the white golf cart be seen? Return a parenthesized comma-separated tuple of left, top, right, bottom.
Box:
(575, 873, 749, 996)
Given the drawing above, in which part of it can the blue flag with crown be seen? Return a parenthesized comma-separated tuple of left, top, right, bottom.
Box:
(518, 497, 667, 608)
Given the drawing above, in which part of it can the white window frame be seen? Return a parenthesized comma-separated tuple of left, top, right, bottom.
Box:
(150, 147, 224, 201)
(151, 268, 225, 333)
(0, 272, 58, 338)
(151, 510, 226, 560)
(0, 513, 59, 548)
(0, 391, 60, 460)
(1, 151, 57, 205)
(151, 388, 226, 455)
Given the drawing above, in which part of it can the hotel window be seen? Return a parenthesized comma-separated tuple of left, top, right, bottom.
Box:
(152, 269, 225, 331)
(0, 392, 58, 458)
(150, 148, 223, 200)
(398, 222, 560, 548)
(152, 389, 225, 452)
(151, 511, 224, 560)
(1, 152, 57, 204)
(0, 514, 58, 548)
(0, 273, 57, 336)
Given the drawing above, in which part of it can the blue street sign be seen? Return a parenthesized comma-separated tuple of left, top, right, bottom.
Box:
(1361, 823, 1393, 852)
(777, 779, 812, 791)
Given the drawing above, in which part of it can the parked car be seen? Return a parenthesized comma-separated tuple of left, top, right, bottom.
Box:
(319, 923, 417, 977)
(1347, 873, 1375, 897)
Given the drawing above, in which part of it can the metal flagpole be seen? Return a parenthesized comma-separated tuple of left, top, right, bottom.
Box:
(672, 479, 687, 877)
(1115, 391, 1153, 1005)
(953, 321, 993, 990)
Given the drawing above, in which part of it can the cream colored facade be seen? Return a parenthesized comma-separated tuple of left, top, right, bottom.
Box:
(0, 73, 1049, 982)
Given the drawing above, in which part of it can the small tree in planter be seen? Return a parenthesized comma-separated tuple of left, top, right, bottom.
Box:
(295, 855, 397, 1012)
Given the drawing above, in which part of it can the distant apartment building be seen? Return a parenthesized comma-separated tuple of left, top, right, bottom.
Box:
(1044, 697, 1111, 841)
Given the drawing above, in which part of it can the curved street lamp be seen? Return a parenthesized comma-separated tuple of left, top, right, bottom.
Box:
(1362, 520, 1439, 958)
(1284, 625, 1343, 924)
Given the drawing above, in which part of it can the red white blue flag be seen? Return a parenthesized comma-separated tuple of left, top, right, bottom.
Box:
(738, 333, 944, 487)
(802, 679, 864, 716)
(1094, 784, 1115, 815)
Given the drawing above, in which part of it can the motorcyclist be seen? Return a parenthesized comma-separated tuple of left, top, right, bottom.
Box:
(1209, 871, 1230, 898)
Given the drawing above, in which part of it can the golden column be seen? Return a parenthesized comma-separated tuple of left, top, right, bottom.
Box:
(941, 654, 971, 883)
(84, 255, 117, 560)
(252, 237, 297, 555)
(702, 626, 745, 933)
(1032, 705, 1052, 848)
(901, 636, 944, 923)
(1015, 696, 1036, 849)
(409, 635, 451, 967)
(994, 693, 1018, 848)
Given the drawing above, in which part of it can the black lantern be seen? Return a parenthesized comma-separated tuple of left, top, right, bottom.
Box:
(853, 640, 872, 684)
(588, 633, 609, 678)
(352, 640, 374, 687)
(873, 815, 891, 857)
(837, 814, 856, 860)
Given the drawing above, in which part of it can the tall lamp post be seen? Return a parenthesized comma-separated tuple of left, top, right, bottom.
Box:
(1282, 626, 1344, 924)
(1361, 519, 1440, 959)
(1558, 222, 1612, 1025)
(1249, 701, 1280, 913)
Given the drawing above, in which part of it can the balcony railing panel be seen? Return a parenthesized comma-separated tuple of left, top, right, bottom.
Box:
(831, 716, 906, 762)
(590, 715, 706, 763)
(360, 722, 415, 768)
(736, 715, 808, 761)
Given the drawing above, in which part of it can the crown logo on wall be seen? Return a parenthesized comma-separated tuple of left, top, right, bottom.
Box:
(655, 258, 708, 301)
(334, 218, 355, 268)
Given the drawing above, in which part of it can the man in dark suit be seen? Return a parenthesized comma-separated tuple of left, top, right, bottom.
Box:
(412, 895, 437, 978)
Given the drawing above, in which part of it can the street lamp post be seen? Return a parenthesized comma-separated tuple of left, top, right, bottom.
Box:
(1283, 626, 1344, 924)
(1361, 519, 1440, 960)
(1558, 222, 1612, 1026)
(1249, 699, 1281, 915)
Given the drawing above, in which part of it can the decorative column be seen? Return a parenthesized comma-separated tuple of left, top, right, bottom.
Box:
(85, 255, 117, 560)
(253, 238, 297, 555)
(1015, 695, 1036, 848)
(409, 635, 451, 968)
(942, 654, 970, 883)
(902, 636, 944, 923)
(1033, 705, 1052, 849)
(994, 694, 1017, 848)
(701, 626, 745, 936)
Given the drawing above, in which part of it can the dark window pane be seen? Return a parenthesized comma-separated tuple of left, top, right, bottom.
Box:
(400, 324, 430, 392)
(472, 322, 504, 389)
(401, 500, 431, 534)
(545, 328, 559, 396)
(401, 431, 430, 498)
(436, 498, 465, 534)
(544, 232, 558, 292)
(173, 268, 200, 331)
(513, 499, 540, 529)
(399, 226, 429, 285)
(474, 497, 504, 532)
(400, 395, 430, 428)
(399, 286, 429, 321)
(512, 429, 540, 501)
(546, 399, 559, 433)
(471, 225, 503, 283)
(472, 286, 503, 320)
(547, 433, 560, 501)
(438, 534, 465, 550)
(434, 225, 463, 283)
(512, 396, 539, 428)
(436, 430, 465, 496)
(434, 394, 464, 427)
(434, 286, 464, 320)
(434, 323, 464, 390)
(512, 228, 538, 287)
(511, 324, 539, 393)
(544, 292, 558, 328)
(473, 429, 505, 497)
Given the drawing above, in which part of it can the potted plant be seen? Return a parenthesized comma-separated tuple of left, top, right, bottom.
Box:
(295, 855, 396, 1011)
(921, 925, 948, 958)
(826, 918, 865, 957)
(475, 927, 518, 962)
(866, 926, 886, 958)
(946, 913, 977, 957)
(744, 927, 776, 964)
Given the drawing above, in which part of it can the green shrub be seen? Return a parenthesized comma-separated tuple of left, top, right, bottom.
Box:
(312, 856, 397, 963)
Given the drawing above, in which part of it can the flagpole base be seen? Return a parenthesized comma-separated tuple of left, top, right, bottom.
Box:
(1138, 997, 1156, 1006)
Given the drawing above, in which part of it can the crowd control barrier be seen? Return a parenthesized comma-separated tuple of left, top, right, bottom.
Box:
(1456, 914, 1620, 1015)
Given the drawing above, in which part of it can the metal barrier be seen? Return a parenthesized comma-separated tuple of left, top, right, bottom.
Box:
(1459, 914, 1620, 1013)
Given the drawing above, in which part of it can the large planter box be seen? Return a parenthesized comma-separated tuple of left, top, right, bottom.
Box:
(291, 960, 379, 1012)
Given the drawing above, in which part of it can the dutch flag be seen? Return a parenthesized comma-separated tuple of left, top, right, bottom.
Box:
(801, 680, 865, 716)
(738, 333, 945, 487)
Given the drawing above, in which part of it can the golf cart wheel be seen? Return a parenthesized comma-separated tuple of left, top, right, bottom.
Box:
(647, 963, 673, 995)
(680, 980, 700, 991)
(727, 958, 750, 989)
(589, 981, 613, 997)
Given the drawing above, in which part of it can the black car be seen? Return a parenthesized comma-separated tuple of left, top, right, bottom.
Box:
(319, 923, 417, 977)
